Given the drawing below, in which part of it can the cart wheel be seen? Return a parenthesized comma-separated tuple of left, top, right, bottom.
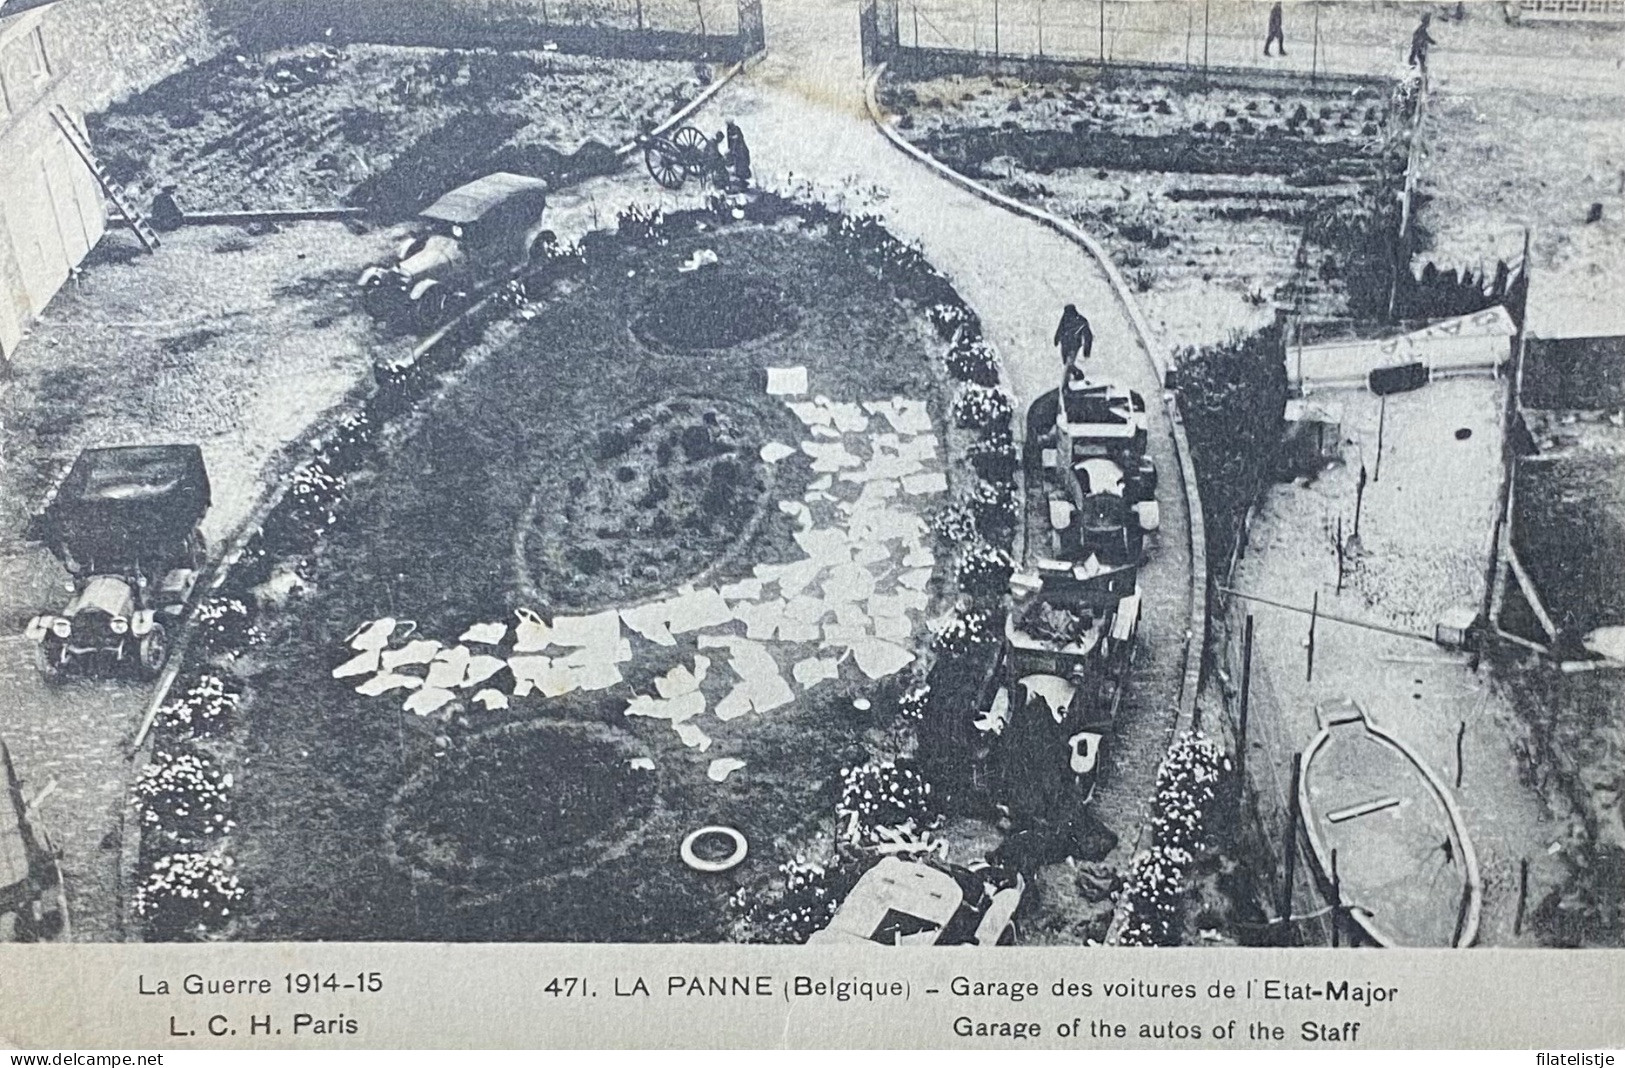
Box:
(34, 640, 65, 684)
(670, 125, 710, 156)
(411, 284, 449, 333)
(671, 126, 715, 181)
(136, 624, 169, 681)
(644, 143, 687, 189)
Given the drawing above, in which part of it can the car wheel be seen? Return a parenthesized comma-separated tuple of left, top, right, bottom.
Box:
(411, 285, 449, 334)
(34, 640, 65, 684)
(136, 624, 169, 681)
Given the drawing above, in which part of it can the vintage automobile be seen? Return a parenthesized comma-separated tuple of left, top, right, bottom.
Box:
(358, 172, 552, 333)
(25, 444, 210, 681)
(1, 739, 67, 942)
(807, 856, 1025, 946)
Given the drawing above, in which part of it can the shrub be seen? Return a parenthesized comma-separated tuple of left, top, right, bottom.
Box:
(932, 502, 978, 544)
(836, 759, 941, 845)
(283, 460, 345, 537)
(932, 605, 1002, 658)
(155, 675, 243, 739)
(967, 477, 1019, 543)
(730, 854, 862, 944)
(616, 204, 667, 244)
(958, 539, 1014, 600)
(968, 432, 1018, 482)
(928, 300, 977, 342)
(946, 334, 1002, 387)
(131, 749, 234, 845)
(194, 597, 254, 655)
(135, 851, 246, 940)
(952, 383, 1014, 432)
(1114, 732, 1232, 946)
(896, 682, 931, 722)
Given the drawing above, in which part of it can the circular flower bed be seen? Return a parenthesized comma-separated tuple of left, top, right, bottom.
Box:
(632, 271, 796, 354)
(515, 395, 779, 609)
(387, 719, 658, 899)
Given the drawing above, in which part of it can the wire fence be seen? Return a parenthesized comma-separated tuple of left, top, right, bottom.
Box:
(894, 0, 1427, 83)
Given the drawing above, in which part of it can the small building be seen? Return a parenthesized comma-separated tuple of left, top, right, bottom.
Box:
(0, 1, 106, 365)
(1279, 398, 1343, 477)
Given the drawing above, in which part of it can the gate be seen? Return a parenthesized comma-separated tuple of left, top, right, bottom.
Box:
(736, 0, 765, 57)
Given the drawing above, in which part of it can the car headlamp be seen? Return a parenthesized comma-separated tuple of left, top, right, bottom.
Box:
(110, 616, 129, 635)
(50, 619, 71, 638)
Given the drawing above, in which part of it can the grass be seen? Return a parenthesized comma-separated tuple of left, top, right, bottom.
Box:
(223, 215, 956, 942)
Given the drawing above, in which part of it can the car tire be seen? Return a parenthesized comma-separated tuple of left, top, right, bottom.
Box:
(412, 285, 449, 334)
(136, 624, 169, 681)
(35, 640, 65, 684)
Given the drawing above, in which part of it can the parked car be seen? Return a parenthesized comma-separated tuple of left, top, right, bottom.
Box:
(807, 856, 1024, 946)
(0, 740, 66, 942)
(358, 172, 552, 333)
(25, 444, 210, 681)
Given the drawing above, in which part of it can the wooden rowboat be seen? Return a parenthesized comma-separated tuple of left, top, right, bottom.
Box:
(1298, 699, 1482, 948)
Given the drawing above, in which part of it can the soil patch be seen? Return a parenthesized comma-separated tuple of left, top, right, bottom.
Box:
(387, 719, 657, 901)
(517, 395, 775, 609)
(631, 272, 794, 353)
(88, 45, 711, 214)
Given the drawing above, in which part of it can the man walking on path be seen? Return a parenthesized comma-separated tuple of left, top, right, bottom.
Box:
(1264, 2, 1286, 57)
(1409, 13, 1436, 70)
(1054, 304, 1093, 367)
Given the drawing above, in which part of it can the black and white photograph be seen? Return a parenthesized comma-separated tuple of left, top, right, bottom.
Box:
(0, 0, 1621, 976)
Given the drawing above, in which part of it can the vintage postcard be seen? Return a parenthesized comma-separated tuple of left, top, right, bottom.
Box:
(0, 0, 1621, 1050)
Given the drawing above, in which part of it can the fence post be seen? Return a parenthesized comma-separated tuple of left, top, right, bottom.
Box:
(1375, 394, 1387, 483)
(1037, 0, 1044, 56)
(635, 0, 643, 31)
(1330, 847, 1341, 947)
(1280, 752, 1304, 943)
(1100, 0, 1106, 63)
(1203, 0, 1211, 81)
(1238, 613, 1254, 775)
(1311, 3, 1321, 84)
(1306, 590, 1318, 682)
(993, 0, 1000, 56)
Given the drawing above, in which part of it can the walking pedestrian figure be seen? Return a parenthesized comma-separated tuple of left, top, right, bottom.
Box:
(1264, 2, 1286, 56)
(1408, 13, 1435, 70)
(725, 121, 752, 187)
(1054, 304, 1093, 368)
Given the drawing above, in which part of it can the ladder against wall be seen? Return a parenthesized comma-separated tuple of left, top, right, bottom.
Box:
(47, 104, 160, 253)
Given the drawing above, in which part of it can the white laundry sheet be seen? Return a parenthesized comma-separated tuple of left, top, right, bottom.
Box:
(707, 757, 747, 782)
(765, 367, 809, 396)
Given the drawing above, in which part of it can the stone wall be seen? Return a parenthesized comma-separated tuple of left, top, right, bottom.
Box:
(38, 0, 223, 113)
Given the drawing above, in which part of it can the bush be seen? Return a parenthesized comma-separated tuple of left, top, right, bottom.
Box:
(958, 539, 1014, 600)
(932, 605, 1002, 658)
(946, 334, 1002, 387)
(616, 204, 667, 244)
(1174, 323, 1289, 567)
(135, 851, 246, 940)
(131, 749, 234, 845)
(952, 383, 1014, 432)
(932, 502, 978, 544)
(967, 477, 1019, 542)
(1114, 732, 1232, 946)
(154, 675, 243, 739)
(928, 300, 977, 342)
(836, 759, 941, 845)
(194, 597, 254, 655)
(730, 854, 862, 944)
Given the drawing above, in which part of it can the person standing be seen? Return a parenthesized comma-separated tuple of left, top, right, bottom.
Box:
(1264, 2, 1286, 57)
(1408, 12, 1436, 70)
(725, 121, 752, 189)
(1054, 304, 1094, 367)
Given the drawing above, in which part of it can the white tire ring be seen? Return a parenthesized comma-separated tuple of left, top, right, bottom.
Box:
(681, 825, 748, 873)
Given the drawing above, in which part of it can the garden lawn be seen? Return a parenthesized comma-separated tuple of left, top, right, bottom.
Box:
(226, 212, 960, 941)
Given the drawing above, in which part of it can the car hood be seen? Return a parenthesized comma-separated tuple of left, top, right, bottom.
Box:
(397, 234, 463, 281)
(67, 575, 136, 619)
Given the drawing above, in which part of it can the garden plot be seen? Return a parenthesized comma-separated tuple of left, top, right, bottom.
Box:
(882, 72, 1398, 350)
(89, 45, 714, 215)
(219, 213, 965, 941)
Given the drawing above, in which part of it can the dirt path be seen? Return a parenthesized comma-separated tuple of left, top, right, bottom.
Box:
(681, 0, 1195, 873)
